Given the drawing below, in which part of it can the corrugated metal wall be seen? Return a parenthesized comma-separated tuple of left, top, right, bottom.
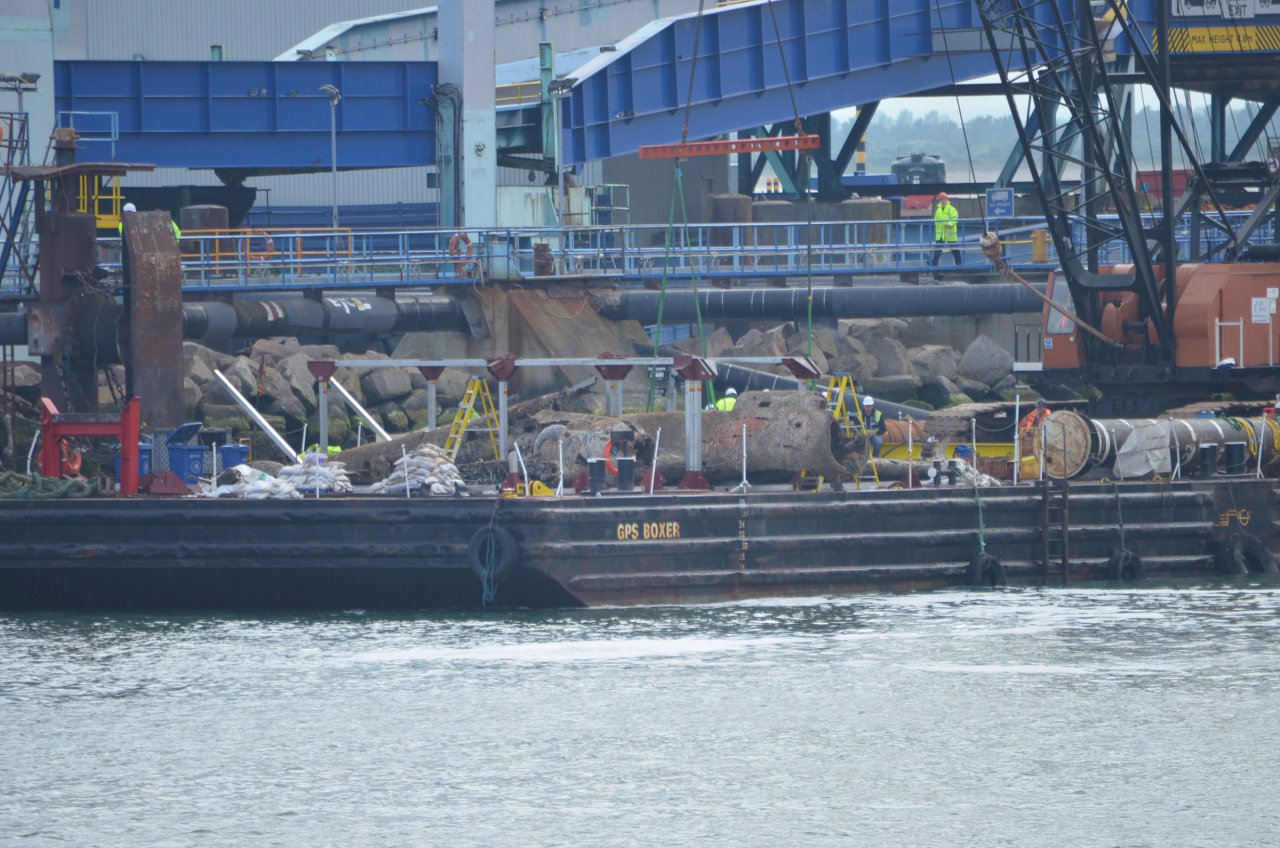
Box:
(72, 0, 417, 62)
(55, 0, 721, 212)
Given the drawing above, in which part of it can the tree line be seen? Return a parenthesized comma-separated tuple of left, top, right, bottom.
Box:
(838, 103, 1280, 178)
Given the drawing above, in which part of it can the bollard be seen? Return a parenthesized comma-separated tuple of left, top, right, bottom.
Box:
(933, 459, 944, 486)
(947, 459, 960, 485)
(1223, 441, 1247, 475)
(616, 456, 636, 491)
(1197, 444, 1218, 478)
(587, 458, 607, 494)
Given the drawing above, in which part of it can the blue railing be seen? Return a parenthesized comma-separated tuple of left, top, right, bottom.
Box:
(5, 209, 1263, 299)
(81, 217, 1056, 293)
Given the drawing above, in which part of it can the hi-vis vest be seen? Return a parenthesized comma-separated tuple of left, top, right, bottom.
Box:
(934, 202, 958, 243)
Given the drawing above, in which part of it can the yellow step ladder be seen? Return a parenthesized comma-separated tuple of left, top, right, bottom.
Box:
(825, 373, 879, 486)
(443, 377, 502, 462)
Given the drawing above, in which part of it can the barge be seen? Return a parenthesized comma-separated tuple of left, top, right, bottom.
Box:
(1, 475, 1274, 612)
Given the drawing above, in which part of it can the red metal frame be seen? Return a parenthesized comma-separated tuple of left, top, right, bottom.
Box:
(638, 134, 821, 160)
(40, 397, 141, 495)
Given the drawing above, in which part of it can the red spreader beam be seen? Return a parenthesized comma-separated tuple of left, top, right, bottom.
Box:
(638, 134, 822, 160)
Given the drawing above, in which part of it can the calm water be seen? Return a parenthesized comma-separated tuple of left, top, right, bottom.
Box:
(3, 585, 1279, 847)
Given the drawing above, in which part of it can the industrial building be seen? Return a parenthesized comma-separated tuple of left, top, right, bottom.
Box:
(2, 0, 726, 227)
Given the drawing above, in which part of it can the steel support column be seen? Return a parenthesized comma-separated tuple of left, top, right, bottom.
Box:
(438, 0, 496, 228)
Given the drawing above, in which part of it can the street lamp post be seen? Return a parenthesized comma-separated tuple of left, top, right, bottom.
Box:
(319, 84, 341, 228)
(0, 72, 40, 115)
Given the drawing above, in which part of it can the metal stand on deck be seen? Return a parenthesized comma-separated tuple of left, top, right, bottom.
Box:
(676, 356, 716, 490)
(40, 396, 141, 495)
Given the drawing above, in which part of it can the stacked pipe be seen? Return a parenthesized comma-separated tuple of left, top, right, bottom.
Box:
(1035, 410, 1280, 479)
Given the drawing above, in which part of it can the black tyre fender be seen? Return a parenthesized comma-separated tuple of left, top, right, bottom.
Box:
(467, 525, 519, 582)
(966, 553, 1006, 588)
(1216, 532, 1278, 576)
(1106, 548, 1145, 581)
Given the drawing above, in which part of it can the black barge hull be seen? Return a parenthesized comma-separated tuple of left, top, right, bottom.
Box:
(1, 479, 1275, 611)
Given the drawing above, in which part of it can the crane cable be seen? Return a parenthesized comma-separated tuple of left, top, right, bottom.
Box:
(949, 0, 1119, 350)
(765, 0, 816, 383)
(649, 0, 712, 412)
(979, 232, 1121, 348)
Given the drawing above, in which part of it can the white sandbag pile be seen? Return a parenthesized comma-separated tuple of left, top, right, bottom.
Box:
(200, 464, 304, 500)
(951, 458, 1002, 488)
(277, 461, 354, 494)
(370, 444, 468, 496)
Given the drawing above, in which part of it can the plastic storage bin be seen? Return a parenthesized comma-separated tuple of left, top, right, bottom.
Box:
(218, 444, 250, 469)
(167, 444, 209, 484)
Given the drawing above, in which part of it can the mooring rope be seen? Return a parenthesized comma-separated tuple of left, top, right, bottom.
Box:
(0, 471, 97, 499)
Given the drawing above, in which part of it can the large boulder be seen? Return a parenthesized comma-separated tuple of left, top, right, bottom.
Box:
(186, 354, 214, 389)
(183, 342, 233, 376)
(221, 356, 259, 397)
(862, 373, 921, 402)
(332, 364, 366, 405)
(278, 353, 320, 414)
(404, 365, 471, 401)
(733, 328, 788, 358)
(785, 333, 829, 374)
(705, 326, 735, 358)
(399, 389, 437, 429)
(840, 317, 908, 344)
(372, 401, 411, 433)
(13, 362, 40, 388)
(862, 335, 916, 379)
(250, 339, 342, 366)
(361, 368, 413, 405)
(957, 375, 993, 399)
(917, 375, 972, 409)
(811, 325, 840, 359)
(958, 335, 1015, 389)
(249, 339, 301, 365)
(909, 345, 961, 385)
(259, 366, 308, 422)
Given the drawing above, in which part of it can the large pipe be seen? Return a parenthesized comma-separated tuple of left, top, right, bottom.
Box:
(183, 293, 467, 342)
(598, 283, 1045, 323)
(0, 293, 468, 348)
(1037, 410, 1280, 479)
(712, 362, 930, 420)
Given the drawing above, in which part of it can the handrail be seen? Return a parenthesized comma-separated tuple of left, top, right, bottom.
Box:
(71, 211, 1265, 296)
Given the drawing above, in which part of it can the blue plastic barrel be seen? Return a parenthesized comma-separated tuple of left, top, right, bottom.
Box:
(218, 444, 250, 469)
(167, 444, 208, 484)
(114, 443, 153, 479)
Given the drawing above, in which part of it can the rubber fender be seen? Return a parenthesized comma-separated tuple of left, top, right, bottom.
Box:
(965, 553, 1006, 588)
(467, 525, 519, 582)
(1216, 532, 1278, 576)
(1106, 548, 1145, 581)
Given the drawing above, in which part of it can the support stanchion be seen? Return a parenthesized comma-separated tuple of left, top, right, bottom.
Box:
(730, 423, 751, 494)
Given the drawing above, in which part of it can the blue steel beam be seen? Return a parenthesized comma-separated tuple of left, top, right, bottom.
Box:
(560, 0, 1156, 165)
(55, 61, 439, 172)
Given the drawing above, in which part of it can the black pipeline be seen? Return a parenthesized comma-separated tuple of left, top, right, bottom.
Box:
(597, 283, 1044, 323)
(0, 293, 467, 349)
(182, 292, 467, 342)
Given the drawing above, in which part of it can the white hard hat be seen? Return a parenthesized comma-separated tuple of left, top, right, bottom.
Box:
(123, 202, 137, 213)
(862, 396, 874, 406)
(725, 388, 737, 396)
